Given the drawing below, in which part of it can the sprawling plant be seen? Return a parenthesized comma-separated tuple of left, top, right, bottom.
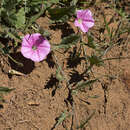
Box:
(0, 0, 129, 128)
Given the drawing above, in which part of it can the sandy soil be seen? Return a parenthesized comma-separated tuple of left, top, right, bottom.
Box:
(0, 1, 130, 130)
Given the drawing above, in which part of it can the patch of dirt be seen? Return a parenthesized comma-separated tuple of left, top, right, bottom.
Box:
(0, 1, 130, 130)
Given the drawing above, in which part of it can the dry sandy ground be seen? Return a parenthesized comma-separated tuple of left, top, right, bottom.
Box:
(0, 1, 130, 130)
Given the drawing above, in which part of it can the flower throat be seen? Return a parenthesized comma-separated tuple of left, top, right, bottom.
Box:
(32, 45, 37, 50)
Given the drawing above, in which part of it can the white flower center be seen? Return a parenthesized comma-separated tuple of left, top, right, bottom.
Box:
(78, 19, 82, 23)
(32, 45, 37, 50)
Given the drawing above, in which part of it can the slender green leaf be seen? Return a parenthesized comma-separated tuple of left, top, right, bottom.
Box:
(26, 8, 45, 30)
(87, 95, 99, 98)
(29, 0, 43, 5)
(0, 87, 14, 94)
(49, 0, 59, 4)
(70, 0, 78, 6)
(77, 110, 95, 129)
(73, 79, 98, 91)
(60, 34, 80, 45)
(56, 67, 64, 81)
(55, 111, 67, 127)
(52, 34, 80, 50)
(88, 55, 103, 66)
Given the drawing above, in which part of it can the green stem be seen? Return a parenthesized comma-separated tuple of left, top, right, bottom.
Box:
(7, 54, 23, 67)
(102, 56, 130, 61)
(0, 43, 23, 67)
(52, 52, 72, 89)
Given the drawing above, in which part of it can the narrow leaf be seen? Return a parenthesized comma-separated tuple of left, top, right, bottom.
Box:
(56, 67, 64, 81)
(55, 111, 67, 127)
(0, 87, 14, 93)
(77, 110, 95, 129)
(60, 34, 80, 45)
(86, 34, 96, 49)
(87, 95, 99, 98)
(73, 79, 98, 91)
(70, 0, 78, 6)
(26, 8, 45, 30)
(88, 55, 103, 66)
(52, 34, 80, 50)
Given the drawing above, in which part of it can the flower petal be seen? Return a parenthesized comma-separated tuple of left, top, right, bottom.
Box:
(84, 9, 92, 16)
(83, 21, 94, 28)
(76, 10, 84, 19)
(74, 19, 80, 27)
(30, 50, 41, 62)
(30, 39, 50, 62)
(82, 10, 94, 22)
(37, 45, 50, 61)
(78, 22, 89, 33)
(38, 46, 50, 56)
(36, 49, 48, 62)
(22, 34, 33, 46)
(30, 33, 42, 44)
(21, 33, 51, 62)
(30, 46, 50, 62)
(74, 9, 94, 33)
(38, 40, 51, 48)
(81, 22, 89, 33)
(74, 20, 88, 33)
(21, 46, 33, 59)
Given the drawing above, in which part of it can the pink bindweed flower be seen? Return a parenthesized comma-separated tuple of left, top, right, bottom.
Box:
(21, 33, 51, 62)
(74, 9, 94, 33)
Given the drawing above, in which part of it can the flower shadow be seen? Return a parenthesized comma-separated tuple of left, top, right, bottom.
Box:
(8, 52, 35, 74)
(67, 47, 85, 68)
(44, 74, 59, 96)
(69, 70, 86, 85)
(45, 53, 55, 68)
(0, 36, 9, 45)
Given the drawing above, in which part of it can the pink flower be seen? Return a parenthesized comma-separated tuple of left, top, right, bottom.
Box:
(21, 33, 51, 62)
(74, 9, 94, 33)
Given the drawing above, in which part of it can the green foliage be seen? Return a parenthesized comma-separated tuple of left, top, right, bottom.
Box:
(61, 33, 80, 44)
(0, 86, 14, 93)
(84, 34, 96, 49)
(0, 0, 129, 128)
(48, 6, 76, 22)
(77, 110, 95, 129)
(59, 0, 78, 6)
(0, 0, 60, 34)
(53, 111, 71, 128)
(88, 55, 104, 67)
(56, 66, 64, 81)
(87, 95, 99, 99)
(56, 111, 67, 126)
(0, 0, 70, 47)
(15, 8, 25, 28)
(52, 34, 80, 50)
(87, 34, 94, 47)
(26, 8, 45, 30)
(73, 79, 98, 91)
(1, 0, 24, 28)
(0, 86, 14, 103)
(70, 0, 78, 6)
